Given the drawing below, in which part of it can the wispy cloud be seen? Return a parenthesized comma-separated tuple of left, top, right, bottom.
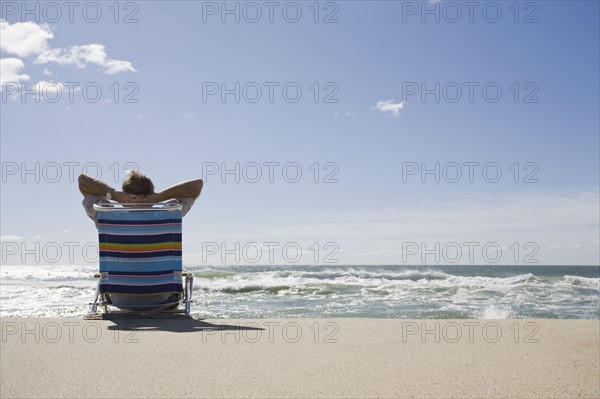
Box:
(0, 235, 24, 241)
(374, 99, 405, 118)
(3, 79, 71, 99)
(35, 44, 136, 74)
(33, 80, 64, 95)
(184, 112, 195, 118)
(0, 58, 29, 87)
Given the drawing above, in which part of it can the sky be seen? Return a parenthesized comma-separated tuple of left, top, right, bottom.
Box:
(1, 0, 599, 266)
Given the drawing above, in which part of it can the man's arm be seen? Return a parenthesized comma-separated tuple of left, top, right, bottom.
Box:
(146, 179, 204, 202)
(78, 174, 137, 202)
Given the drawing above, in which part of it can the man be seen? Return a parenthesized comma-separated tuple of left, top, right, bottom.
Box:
(78, 171, 203, 225)
(79, 170, 203, 310)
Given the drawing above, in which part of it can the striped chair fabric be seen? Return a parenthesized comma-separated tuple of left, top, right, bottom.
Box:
(97, 208, 183, 297)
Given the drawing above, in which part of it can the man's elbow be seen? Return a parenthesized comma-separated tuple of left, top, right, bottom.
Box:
(192, 179, 203, 199)
(78, 174, 88, 195)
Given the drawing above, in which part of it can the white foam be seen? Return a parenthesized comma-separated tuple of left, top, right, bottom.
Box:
(563, 275, 600, 287)
(480, 304, 513, 319)
(1, 265, 598, 319)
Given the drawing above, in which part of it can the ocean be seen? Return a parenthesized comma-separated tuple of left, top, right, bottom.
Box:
(1, 265, 598, 319)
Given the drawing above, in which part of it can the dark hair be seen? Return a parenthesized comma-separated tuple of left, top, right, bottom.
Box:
(122, 171, 154, 195)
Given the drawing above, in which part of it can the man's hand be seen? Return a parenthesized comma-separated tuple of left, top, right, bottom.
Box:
(142, 193, 161, 203)
(120, 192, 164, 203)
(111, 191, 166, 203)
(112, 190, 143, 203)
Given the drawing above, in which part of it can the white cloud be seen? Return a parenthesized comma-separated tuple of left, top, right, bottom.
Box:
(33, 80, 65, 98)
(184, 112, 195, 118)
(0, 19, 53, 57)
(2, 78, 67, 98)
(42, 67, 53, 76)
(1, 19, 135, 75)
(35, 44, 136, 74)
(0, 235, 24, 241)
(374, 99, 405, 118)
(333, 111, 357, 117)
(0, 58, 30, 87)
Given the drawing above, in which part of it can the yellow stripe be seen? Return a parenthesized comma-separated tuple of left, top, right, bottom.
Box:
(99, 242, 182, 251)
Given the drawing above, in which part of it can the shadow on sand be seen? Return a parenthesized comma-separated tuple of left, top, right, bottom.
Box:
(103, 316, 265, 333)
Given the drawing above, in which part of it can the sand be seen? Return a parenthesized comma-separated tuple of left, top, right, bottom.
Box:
(1, 318, 598, 398)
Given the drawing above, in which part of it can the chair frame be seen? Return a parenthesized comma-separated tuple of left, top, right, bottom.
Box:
(88, 202, 194, 317)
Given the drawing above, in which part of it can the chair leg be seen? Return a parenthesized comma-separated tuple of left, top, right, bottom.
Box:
(90, 275, 100, 313)
(102, 293, 108, 314)
(184, 274, 189, 303)
(187, 275, 194, 316)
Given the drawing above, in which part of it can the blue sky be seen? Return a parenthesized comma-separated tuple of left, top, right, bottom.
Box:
(1, 0, 599, 266)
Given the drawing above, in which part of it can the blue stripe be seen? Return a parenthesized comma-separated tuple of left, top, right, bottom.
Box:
(100, 256, 182, 272)
(100, 259, 182, 272)
(98, 210, 182, 222)
(98, 226, 182, 235)
(100, 283, 183, 294)
(99, 233, 182, 244)
(98, 218, 181, 225)
(107, 269, 177, 276)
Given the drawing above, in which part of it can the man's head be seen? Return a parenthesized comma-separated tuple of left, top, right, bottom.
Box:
(122, 171, 154, 196)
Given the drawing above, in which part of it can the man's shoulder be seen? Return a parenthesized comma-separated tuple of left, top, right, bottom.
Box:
(82, 195, 106, 225)
(82, 195, 106, 207)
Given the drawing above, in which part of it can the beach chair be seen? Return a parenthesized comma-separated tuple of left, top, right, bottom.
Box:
(89, 201, 193, 317)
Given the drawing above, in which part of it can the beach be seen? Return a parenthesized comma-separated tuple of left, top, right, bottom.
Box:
(1, 318, 598, 398)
